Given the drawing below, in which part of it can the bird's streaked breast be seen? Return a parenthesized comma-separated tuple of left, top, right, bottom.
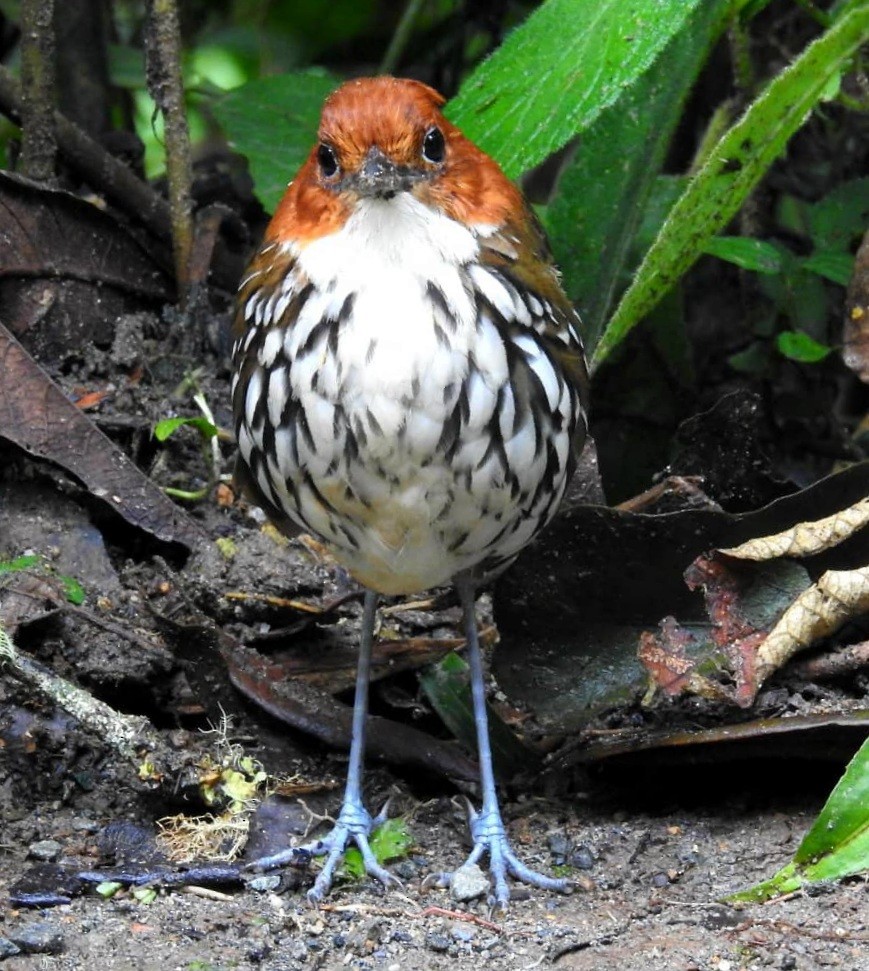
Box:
(232, 192, 584, 593)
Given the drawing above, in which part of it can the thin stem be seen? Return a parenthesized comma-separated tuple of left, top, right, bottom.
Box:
(19, 0, 57, 181)
(379, 0, 426, 75)
(145, 0, 194, 305)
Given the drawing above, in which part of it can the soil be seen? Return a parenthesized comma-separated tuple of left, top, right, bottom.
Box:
(1, 741, 868, 970)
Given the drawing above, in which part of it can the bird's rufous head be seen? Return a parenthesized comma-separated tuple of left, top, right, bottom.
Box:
(265, 76, 524, 246)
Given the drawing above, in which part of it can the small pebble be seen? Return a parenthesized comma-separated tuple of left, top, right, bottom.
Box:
(0, 938, 21, 959)
(781, 958, 797, 970)
(570, 844, 595, 870)
(247, 874, 282, 893)
(10, 923, 65, 955)
(27, 840, 63, 863)
(449, 864, 489, 902)
(425, 932, 451, 953)
(451, 923, 476, 943)
(71, 817, 99, 833)
(548, 833, 571, 864)
(288, 940, 307, 961)
(392, 859, 418, 880)
(650, 872, 670, 888)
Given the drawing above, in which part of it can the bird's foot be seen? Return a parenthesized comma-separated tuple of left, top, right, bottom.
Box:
(432, 801, 572, 908)
(302, 796, 401, 903)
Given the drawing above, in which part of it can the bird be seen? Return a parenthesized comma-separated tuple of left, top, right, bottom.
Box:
(231, 75, 589, 907)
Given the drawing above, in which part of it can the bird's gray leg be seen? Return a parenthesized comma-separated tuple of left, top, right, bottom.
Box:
(437, 575, 572, 907)
(246, 590, 399, 903)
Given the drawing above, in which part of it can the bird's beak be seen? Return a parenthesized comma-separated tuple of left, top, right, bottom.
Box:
(351, 147, 422, 199)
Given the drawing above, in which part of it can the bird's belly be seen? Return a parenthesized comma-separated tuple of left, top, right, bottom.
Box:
(292, 394, 504, 592)
(318, 468, 462, 593)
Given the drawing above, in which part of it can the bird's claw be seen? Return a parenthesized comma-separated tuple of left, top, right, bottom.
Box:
(304, 797, 402, 904)
(433, 804, 572, 908)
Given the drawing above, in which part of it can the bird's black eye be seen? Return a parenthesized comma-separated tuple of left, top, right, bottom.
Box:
(422, 127, 445, 164)
(317, 143, 339, 178)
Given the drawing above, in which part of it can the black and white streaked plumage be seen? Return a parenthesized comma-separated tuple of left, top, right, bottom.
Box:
(232, 76, 589, 907)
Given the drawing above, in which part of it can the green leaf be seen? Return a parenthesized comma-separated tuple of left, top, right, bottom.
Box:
(341, 818, 412, 880)
(807, 177, 869, 250)
(730, 736, 869, 902)
(131, 886, 157, 905)
(58, 574, 86, 606)
(800, 250, 855, 286)
(0, 555, 85, 604)
(153, 416, 219, 443)
(0, 554, 41, 573)
(593, 1, 869, 367)
(544, 1, 727, 350)
(704, 236, 785, 274)
(95, 880, 123, 898)
(776, 330, 833, 363)
(447, 0, 711, 179)
(213, 69, 342, 212)
(419, 652, 534, 780)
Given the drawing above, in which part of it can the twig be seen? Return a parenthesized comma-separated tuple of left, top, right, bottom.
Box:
(180, 885, 235, 901)
(417, 905, 503, 933)
(0, 64, 172, 240)
(0, 622, 157, 760)
(19, 0, 56, 181)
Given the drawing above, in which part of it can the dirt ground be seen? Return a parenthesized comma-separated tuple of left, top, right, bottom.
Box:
(1, 754, 868, 971)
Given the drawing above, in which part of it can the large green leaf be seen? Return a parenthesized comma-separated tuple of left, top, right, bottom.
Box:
(730, 736, 869, 902)
(447, 0, 710, 180)
(212, 69, 342, 212)
(593, 0, 869, 367)
(543, 0, 729, 350)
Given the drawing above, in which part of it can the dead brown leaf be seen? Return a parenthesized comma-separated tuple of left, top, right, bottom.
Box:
(0, 171, 173, 357)
(0, 320, 205, 550)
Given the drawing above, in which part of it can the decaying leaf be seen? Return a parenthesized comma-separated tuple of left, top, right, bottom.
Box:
(722, 496, 869, 560)
(638, 617, 731, 701)
(639, 555, 811, 707)
(494, 460, 869, 731)
(0, 171, 173, 357)
(0, 321, 205, 550)
(719, 494, 869, 699)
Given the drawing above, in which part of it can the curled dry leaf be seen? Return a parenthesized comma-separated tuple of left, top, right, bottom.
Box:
(717, 495, 869, 698)
(754, 565, 869, 687)
(721, 496, 869, 560)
